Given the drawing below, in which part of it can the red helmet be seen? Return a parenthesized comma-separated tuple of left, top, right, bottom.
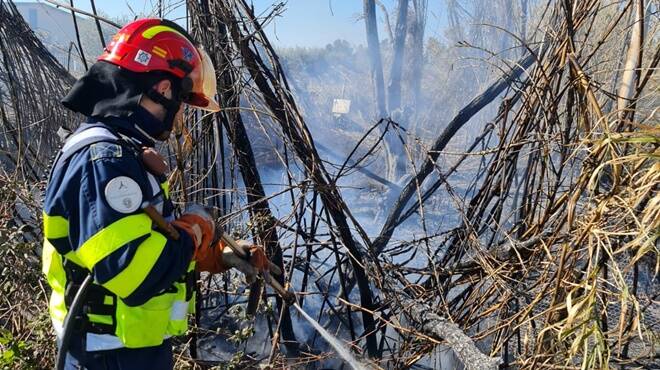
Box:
(99, 18, 219, 112)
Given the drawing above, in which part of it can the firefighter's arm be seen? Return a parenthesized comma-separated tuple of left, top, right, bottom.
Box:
(74, 145, 195, 306)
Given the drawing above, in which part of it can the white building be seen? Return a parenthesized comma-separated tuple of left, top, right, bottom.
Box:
(14, 2, 113, 76)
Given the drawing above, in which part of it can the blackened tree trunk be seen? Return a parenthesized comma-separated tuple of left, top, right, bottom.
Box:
(384, 0, 411, 178)
(188, 0, 300, 356)
(409, 0, 426, 113)
(387, 0, 409, 112)
(219, 1, 381, 356)
(364, 0, 387, 118)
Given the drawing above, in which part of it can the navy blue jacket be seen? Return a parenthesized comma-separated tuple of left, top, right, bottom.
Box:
(43, 108, 194, 306)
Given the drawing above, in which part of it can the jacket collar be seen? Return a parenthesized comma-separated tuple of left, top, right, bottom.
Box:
(89, 106, 163, 148)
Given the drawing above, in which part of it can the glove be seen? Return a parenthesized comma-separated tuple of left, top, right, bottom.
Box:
(193, 239, 226, 274)
(171, 205, 217, 267)
(220, 240, 270, 283)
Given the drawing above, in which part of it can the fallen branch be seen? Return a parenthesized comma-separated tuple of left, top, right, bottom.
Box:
(403, 298, 501, 370)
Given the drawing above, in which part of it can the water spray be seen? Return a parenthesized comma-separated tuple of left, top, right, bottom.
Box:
(291, 302, 368, 370)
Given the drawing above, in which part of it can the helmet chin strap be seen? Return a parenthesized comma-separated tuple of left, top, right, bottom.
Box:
(144, 88, 182, 135)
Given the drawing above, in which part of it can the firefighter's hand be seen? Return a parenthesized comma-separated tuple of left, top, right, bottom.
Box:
(172, 204, 215, 251)
(222, 240, 271, 284)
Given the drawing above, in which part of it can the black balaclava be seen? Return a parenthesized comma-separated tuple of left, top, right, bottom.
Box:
(62, 61, 188, 139)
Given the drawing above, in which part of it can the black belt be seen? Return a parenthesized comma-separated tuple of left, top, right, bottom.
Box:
(63, 261, 116, 335)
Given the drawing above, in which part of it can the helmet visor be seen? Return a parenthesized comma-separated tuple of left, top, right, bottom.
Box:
(185, 48, 220, 112)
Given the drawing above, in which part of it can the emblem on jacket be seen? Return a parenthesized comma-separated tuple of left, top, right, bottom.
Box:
(104, 176, 143, 213)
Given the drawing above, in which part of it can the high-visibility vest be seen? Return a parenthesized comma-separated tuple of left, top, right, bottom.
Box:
(42, 124, 195, 350)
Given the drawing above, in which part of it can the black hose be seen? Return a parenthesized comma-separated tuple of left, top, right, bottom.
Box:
(56, 274, 93, 370)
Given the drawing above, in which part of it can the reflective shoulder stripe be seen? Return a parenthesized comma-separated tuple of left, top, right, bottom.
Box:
(61, 127, 118, 154)
(49, 125, 122, 179)
(44, 125, 121, 246)
(76, 214, 152, 269)
(43, 212, 69, 239)
(102, 231, 167, 298)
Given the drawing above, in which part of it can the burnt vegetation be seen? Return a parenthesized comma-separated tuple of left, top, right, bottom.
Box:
(0, 0, 658, 369)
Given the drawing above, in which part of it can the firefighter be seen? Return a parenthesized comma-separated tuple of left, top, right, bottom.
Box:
(42, 18, 269, 369)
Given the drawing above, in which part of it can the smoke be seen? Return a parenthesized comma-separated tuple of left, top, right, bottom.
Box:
(244, 0, 534, 229)
(193, 3, 539, 366)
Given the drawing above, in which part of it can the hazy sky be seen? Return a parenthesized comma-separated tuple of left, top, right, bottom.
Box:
(18, 0, 447, 48)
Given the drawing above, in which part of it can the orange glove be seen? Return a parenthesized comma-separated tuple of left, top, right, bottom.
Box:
(191, 240, 268, 275)
(194, 240, 229, 274)
(171, 213, 214, 249)
(171, 206, 218, 271)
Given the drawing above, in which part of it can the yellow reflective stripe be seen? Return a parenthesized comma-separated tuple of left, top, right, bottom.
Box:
(42, 240, 61, 278)
(142, 25, 183, 40)
(42, 240, 68, 323)
(50, 292, 67, 325)
(76, 214, 152, 269)
(160, 181, 169, 198)
(43, 212, 69, 239)
(102, 232, 167, 298)
(64, 250, 85, 268)
(87, 313, 113, 325)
